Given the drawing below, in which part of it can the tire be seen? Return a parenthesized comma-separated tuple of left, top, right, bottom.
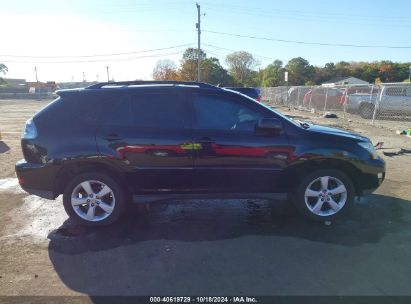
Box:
(63, 171, 128, 226)
(292, 169, 354, 221)
(359, 103, 374, 119)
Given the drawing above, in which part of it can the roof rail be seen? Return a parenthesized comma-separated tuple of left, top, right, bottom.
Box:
(86, 80, 218, 90)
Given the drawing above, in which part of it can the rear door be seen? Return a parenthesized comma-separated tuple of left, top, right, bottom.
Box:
(96, 90, 194, 192)
(189, 91, 292, 193)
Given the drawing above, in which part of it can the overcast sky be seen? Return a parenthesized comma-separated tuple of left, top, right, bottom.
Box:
(1, 0, 410, 82)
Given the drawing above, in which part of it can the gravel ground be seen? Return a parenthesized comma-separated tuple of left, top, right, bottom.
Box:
(0, 99, 410, 298)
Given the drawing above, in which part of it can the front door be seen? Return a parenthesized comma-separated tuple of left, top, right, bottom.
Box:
(189, 92, 292, 193)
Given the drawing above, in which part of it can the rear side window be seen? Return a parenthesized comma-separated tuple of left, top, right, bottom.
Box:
(131, 93, 188, 129)
(104, 98, 132, 126)
(105, 92, 188, 129)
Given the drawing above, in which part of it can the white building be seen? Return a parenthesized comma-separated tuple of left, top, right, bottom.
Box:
(322, 76, 369, 87)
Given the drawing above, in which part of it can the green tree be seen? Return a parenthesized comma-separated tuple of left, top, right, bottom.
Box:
(201, 57, 233, 86)
(261, 59, 284, 87)
(225, 51, 258, 86)
(285, 57, 315, 86)
(360, 63, 379, 83)
(179, 48, 206, 81)
(335, 61, 350, 77)
(0, 63, 8, 85)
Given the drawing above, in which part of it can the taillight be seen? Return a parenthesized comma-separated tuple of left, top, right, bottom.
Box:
(22, 119, 38, 139)
(256, 96, 261, 102)
(18, 176, 25, 185)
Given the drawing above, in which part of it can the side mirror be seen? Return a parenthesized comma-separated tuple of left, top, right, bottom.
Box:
(256, 118, 282, 134)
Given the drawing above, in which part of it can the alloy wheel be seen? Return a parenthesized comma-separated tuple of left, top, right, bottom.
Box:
(304, 176, 347, 217)
(71, 180, 116, 222)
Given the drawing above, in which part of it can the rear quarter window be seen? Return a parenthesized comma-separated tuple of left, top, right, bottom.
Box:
(35, 93, 114, 131)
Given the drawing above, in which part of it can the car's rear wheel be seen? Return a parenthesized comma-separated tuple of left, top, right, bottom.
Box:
(292, 169, 354, 221)
(63, 172, 128, 226)
(359, 103, 374, 119)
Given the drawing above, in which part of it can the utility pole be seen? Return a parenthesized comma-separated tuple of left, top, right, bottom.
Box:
(34, 66, 39, 82)
(106, 66, 110, 82)
(196, 3, 201, 82)
(82, 72, 85, 82)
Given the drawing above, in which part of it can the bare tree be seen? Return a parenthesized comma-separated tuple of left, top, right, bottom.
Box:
(152, 59, 179, 80)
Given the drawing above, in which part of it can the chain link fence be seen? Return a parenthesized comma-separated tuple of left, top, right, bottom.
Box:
(261, 83, 411, 130)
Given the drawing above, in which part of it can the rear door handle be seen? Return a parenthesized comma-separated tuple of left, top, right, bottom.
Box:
(104, 134, 122, 141)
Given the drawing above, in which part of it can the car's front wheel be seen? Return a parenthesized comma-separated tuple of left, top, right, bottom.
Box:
(292, 169, 354, 221)
(63, 171, 128, 226)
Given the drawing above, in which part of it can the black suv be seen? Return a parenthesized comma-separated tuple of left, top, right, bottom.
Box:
(16, 81, 385, 226)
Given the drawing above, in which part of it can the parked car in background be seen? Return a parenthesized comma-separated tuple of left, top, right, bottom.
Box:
(343, 86, 378, 117)
(346, 85, 411, 119)
(225, 87, 261, 102)
(303, 87, 344, 110)
(16, 81, 385, 226)
(287, 87, 311, 106)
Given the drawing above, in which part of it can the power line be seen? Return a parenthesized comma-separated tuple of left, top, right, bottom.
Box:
(1, 50, 187, 64)
(201, 1, 410, 22)
(0, 43, 193, 59)
(204, 7, 411, 29)
(203, 43, 275, 60)
(203, 30, 411, 49)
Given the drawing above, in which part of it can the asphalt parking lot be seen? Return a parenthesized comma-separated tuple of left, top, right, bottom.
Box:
(0, 99, 411, 298)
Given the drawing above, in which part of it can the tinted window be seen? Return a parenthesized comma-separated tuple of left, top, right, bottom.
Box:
(193, 94, 262, 131)
(104, 98, 132, 126)
(37, 94, 113, 128)
(131, 93, 187, 129)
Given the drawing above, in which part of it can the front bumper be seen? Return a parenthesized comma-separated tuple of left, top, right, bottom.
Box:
(15, 159, 59, 199)
(356, 156, 385, 195)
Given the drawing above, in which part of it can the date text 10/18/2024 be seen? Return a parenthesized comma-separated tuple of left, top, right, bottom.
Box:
(150, 297, 258, 303)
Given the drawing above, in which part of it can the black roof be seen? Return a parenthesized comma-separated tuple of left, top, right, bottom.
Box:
(56, 81, 222, 97)
(86, 80, 217, 89)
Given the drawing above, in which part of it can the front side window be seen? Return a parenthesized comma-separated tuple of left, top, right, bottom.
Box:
(192, 94, 262, 131)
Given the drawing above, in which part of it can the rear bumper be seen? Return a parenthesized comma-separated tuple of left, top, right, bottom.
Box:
(15, 159, 59, 199)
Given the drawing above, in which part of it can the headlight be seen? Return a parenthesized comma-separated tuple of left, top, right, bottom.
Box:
(358, 142, 378, 159)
